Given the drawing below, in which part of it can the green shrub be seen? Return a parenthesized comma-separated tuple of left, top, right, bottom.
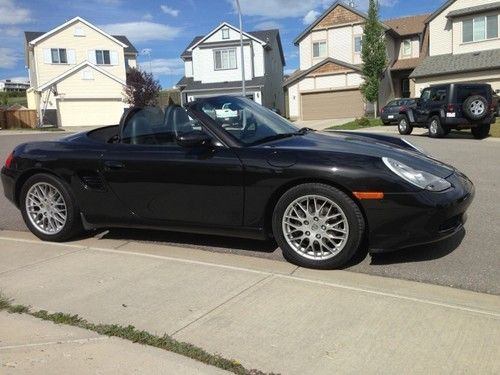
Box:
(355, 117, 371, 127)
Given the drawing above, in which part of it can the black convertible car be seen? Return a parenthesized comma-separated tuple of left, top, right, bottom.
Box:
(1, 96, 474, 269)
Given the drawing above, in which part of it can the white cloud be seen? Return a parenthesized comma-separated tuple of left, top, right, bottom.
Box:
(0, 0, 31, 25)
(0, 27, 22, 36)
(160, 4, 180, 17)
(253, 20, 282, 30)
(8, 76, 29, 83)
(303, 10, 320, 25)
(100, 22, 182, 42)
(139, 58, 184, 76)
(142, 13, 153, 21)
(0, 47, 20, 69)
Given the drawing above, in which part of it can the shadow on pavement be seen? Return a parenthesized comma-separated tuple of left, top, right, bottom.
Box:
(369, 228, 465, 265)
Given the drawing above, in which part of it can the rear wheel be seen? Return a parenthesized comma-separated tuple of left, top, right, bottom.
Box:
(398, 116, 413, 135)
(272, 183, 365, 269)
(471, 124, 490, 139)
(20, 173, 82, 242)
(463, 95, 488, 121)
(428, 115, 447, 138)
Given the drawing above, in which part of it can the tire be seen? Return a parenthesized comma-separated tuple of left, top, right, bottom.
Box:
(463, 95, 488, 121)
(272, 183, 365, 269)
(398, 116, 413, 135)
(471, 124, 490, 139)
(20, 173, 82, 242)
(428, 115, 447, 138)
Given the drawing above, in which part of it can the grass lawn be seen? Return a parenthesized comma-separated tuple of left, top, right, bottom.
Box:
(490, 117, 500, 137)
(329, 117, 383, 130)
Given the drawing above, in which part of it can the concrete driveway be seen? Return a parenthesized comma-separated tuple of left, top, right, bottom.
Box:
(294, 118, 353, 130)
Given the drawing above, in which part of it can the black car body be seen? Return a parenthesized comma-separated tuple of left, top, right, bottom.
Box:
(398, 83, 496, 139)
(1, 96, 475, 269)
(380, 98, 417, 125)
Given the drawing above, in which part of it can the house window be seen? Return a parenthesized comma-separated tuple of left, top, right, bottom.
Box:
(312, 41, 327, 58)
(222, 27, 230, 39)
(463, 15, 499, 43)
(214, 48, 237, 70)
(354, 36, 363, 53)
(95, 50, 111, 65)
(402, 39, 412, 56)
(51, 48, 67, 64)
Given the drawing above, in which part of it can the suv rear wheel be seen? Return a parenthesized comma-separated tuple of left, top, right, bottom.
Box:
(463, 95, 488, 121)
(471, 124, 490, 139)
(428, 115, 447, 138)
(398, 116, 413, 135)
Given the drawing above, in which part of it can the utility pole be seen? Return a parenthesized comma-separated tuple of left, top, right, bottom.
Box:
(235, 0, 246, 97)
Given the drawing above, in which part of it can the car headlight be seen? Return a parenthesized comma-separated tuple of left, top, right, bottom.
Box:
(382, 157, 451, 192)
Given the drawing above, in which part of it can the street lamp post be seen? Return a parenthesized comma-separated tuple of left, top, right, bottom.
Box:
(235, 0, 246, 97)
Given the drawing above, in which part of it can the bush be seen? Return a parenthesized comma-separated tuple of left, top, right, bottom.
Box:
(355, 117, 371, 127)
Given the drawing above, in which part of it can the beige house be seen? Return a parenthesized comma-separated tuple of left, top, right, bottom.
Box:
(283, 1, 428, 121)
(412, 0, 500, 93)
(25, 17, 137, 127)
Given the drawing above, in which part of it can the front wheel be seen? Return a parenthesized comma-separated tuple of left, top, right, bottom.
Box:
(471, 124, 490, 139)
(20, 173, 82, 242)
(398, 116, 413, 135)
(272, 183, 365, 269)
(428, 115, 447, 138)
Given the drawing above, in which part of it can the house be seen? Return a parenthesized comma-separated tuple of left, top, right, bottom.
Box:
(411, 0, 500, 93)
(283, 1, 428, 121)
(0, 80, 30, 92)
(24, 16, 138, 127)
(177, 22, 285, 113)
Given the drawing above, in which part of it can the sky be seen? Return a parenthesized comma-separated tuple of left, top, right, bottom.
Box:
(0, 0, 446, 88)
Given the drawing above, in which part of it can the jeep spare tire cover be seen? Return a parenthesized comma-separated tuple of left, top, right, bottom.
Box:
(463, 95, 488, 121)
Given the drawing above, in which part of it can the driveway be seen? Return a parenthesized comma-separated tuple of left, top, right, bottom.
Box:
(294, 118, 353, 130)
(0, 131, 499, 294)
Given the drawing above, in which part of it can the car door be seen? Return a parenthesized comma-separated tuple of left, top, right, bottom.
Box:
(101, 106, 245, 227)
(415, 88, 433, 123)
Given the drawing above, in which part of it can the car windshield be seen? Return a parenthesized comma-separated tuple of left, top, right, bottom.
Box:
(189, 96, 300, 145)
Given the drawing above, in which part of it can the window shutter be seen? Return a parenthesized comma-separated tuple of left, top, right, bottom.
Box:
(110, 51, 118, 65)
(67, 49, 76, 64)
(88, 50, 96, 64)
(43, 49, 52, 63)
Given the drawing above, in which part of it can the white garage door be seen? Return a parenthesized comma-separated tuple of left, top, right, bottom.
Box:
(301, 89, 365, 120)
(58, 99, 125, 127)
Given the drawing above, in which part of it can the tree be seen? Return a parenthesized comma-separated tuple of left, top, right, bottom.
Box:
(124, 67, 161, 107)
(360, 0, 387, 113)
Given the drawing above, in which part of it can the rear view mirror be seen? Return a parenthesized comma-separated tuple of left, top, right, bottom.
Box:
(176, 130, 212, 148)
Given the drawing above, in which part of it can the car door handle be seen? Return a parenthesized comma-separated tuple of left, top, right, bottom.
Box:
(104, 161, 124, 170)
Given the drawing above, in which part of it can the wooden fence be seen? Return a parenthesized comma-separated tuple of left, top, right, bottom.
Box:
(157, 90, 181, 108)
(0, 109, 37, 129)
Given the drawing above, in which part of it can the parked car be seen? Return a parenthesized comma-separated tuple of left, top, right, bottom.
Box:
(398, 83, 496, 139)
(380, 98, 417, 125)
(215, 102, 239, 119)
(1, 96, 475, 269)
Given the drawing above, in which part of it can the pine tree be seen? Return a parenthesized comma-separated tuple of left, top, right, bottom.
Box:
(360, 0, 387, 112)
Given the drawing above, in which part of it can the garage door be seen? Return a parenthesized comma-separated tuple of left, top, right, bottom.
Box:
(301, 89, 365, 120)
(58, 99, 124, 127)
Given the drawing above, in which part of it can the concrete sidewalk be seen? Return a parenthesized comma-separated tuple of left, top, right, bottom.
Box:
(0, 229, 499, 374)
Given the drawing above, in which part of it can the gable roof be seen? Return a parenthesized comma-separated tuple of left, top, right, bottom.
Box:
(181, 27, 285, 65)
(410, 49, 500, 79)
(384, 14, 430, 37)
(425, 0, 456, 23)
(24, 31, 137, 54)
(26, 17, 128, 49)
(293, 1, 389, 45)
(446, 1, 500, 18)
(283, 57, 361, 87)
(38, 61, 126, 91)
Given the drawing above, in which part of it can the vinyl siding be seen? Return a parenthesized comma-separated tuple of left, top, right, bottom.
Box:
(414, 68, 500, 92)
(429, 0, 496, 56)
(55, 66, 124, 99)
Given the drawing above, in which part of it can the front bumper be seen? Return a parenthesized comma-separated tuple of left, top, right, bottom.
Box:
(1, 167, 17, 206)
(363, 171, 474, 253)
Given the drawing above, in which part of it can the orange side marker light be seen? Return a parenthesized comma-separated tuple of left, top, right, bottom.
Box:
(353, 192, 384, 200)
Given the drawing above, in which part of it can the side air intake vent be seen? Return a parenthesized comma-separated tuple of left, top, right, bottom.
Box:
(80, 173, 105, 191)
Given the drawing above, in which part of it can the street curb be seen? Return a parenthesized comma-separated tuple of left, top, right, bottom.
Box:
(1, 230, 499, 318)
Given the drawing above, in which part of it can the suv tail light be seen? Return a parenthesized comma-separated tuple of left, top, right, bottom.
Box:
(5, 151, 14, 169)
(447, 103, 455, 112)
(399, 105, 407, 112)
(490, 102, 497, 112)
(380, 107, 384, 114)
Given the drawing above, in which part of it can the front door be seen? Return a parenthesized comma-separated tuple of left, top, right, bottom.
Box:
(102, 107, 244, 227)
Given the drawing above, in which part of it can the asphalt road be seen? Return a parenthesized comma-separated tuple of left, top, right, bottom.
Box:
(1, 130, 499, 294)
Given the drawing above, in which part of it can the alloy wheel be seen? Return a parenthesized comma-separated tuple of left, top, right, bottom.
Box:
(399, 119, 408, 132)
(470, 100, 485, 116)
(282, 195, 349, 260)
(25, 182, 67, 235)
(430, 119, 438, 134)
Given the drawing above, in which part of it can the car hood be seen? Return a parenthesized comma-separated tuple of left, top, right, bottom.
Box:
(261, 130, 455, 178)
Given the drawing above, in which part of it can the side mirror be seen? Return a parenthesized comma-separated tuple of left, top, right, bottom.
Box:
(496, 89, 500, 94)
(176, 130, 212, 148)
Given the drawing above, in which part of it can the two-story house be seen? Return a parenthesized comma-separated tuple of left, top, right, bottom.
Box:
(411, 0, 500, 93)
(24, 17, 137, 127)
(177, 22, 285, 113)
(284, 1, 428, 121)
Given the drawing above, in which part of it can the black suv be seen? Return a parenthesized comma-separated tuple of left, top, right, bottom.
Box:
(398, 83, 497, 139)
